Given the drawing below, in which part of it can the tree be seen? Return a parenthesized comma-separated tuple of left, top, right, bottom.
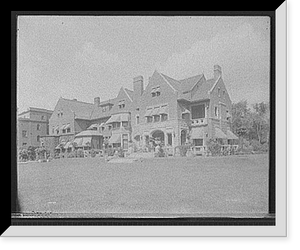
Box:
(251, 102, 270, 144)
(231, 100, 252, 140)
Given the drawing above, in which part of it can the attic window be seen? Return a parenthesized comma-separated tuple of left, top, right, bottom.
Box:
(151, 87, 160, 97)
(118, 100, 125, 109)
(218, 88, 221, 97)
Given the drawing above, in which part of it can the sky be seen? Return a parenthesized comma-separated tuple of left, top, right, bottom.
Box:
(17, 15, 270, 113)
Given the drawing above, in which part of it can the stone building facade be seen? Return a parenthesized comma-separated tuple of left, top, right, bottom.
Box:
(17, 107, 53, 149)
(47, 65, 238, 155)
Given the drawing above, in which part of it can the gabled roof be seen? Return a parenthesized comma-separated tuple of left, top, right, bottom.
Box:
(124, 88, 133, 102)
(58, 98, 94, 120)
(179, 74, 204, 92)
(159, 73, 181, 92)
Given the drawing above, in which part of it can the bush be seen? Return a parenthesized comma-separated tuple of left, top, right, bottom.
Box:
(175, 145, 190, 157)
(207, 140, 221, 156)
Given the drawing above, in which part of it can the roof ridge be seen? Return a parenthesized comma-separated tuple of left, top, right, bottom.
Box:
(61, 97, 94, 106)
(179, 73, 204, 82)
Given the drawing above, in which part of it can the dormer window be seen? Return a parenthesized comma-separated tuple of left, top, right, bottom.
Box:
(151, 88, 156, 97)
(118, 100, 125, 109)
(151, 86, 160, 97)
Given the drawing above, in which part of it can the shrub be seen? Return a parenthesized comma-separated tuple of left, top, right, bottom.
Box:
(207, 140, 221, 156)
(175, 145, 190, 157)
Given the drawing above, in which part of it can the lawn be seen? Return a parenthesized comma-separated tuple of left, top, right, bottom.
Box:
(17, 154, 269, 218)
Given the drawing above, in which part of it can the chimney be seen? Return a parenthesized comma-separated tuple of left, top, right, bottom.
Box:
(94, 97, 100, 107)
(133, 76, 144, 101)
(214, 65, 222, 80)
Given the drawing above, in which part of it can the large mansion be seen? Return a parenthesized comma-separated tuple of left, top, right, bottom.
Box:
(42, 65, 238, 156)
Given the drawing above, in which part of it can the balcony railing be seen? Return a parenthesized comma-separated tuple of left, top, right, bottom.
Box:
(191, 118, 208, 126)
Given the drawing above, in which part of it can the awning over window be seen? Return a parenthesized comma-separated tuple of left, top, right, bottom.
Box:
(119, 113, 130, 122)
(60, 124, 66, 130)
(108, 133, 121, 144)
(144, 109, 153, 117)
(214, 127, 227, 139)
(159, 105, 169, 114)
(63, 141, 72, 149)
(87, 123, 98, 130)
(190, 127, 204, 139)
(227, 130, 239, 140)
(73, 137, 83, 147)
(64, 124, 70, 129)
(82, 137, 92, 146)
(106, 114, 121, 124)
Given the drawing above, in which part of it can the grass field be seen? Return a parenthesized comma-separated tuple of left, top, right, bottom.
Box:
(17, 154, 269, 217)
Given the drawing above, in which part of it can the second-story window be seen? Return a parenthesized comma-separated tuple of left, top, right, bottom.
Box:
(191, 104, 205, 119)
(146, 116, 153, 123)
(37, 124, 40, 130)
(118, 100, 125, 109)
(122, 121, 129, 127)
(136, 115, 140, 124)
(22, 130, 27, 138)
(41, 115, 44, 120)
(161, 114, 168, 122)
(153, 115, 160, 122)
(214, 106, 219, 117)
(66, 127, 71, 133)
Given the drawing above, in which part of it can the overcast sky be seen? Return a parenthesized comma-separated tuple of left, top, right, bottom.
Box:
(17, 15, 270, 113)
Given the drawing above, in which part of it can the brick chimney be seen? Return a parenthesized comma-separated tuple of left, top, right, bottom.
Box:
(133, 76, 144, 102)
(94, 97, 100, 107)
(214, 65, 222, 80)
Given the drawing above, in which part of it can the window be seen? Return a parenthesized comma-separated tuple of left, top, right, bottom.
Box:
(193, 139, 203, 146)
(214, 106, 219, 117)
(122, 134, 129, 150)
(153, 115, 160, 122)
(146, 116, 153, 123)
(161, 114, 168, 122)
(22, 130, 27, 138)
(102, 106, 107, 112)
(52, 127, 54, 134)
(191, 104, 205, 119)
(223, 90, 226, 96)
(136, 115, 140, 124)
(218, 88, 220, 97)
(41, 115, 44, 120)
(37, 135, 40, 142)
(66, 128, 71, 133)
(182, 113, 190, 120)
(167, 133, 172, 146)
(22, 142, 27, 146)
(37, 124, 40, 130)
(122, 121, 129, 127)
(112, 122, 120, 129)
(156, 88, 161, 96)
(62, 129, 66, 134)
(118, 100, 125, 109)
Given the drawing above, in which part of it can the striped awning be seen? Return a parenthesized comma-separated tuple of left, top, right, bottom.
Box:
(73, 137, 83, 147)
(119, 113, 130, 121)
(82, 137, 92, 146)
(63, 141, 72, 149)
(214, 127, 227, 139)
(106, 114, 121, 124)
(227, 130, 239, 140)
(87, 123, 98, 130)
(108, 134, 121, 144)
(190, 127, 204, 139)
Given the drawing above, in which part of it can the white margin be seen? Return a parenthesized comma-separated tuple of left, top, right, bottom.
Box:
(4, 5, 287, 236)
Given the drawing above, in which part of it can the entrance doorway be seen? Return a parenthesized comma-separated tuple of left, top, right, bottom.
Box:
(181, 130, 187, 145)
(151, 130, 165, 146)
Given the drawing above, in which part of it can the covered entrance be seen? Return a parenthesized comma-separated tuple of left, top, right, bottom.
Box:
(181, 129, 187, 145)
(151, 130, 165, 146)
